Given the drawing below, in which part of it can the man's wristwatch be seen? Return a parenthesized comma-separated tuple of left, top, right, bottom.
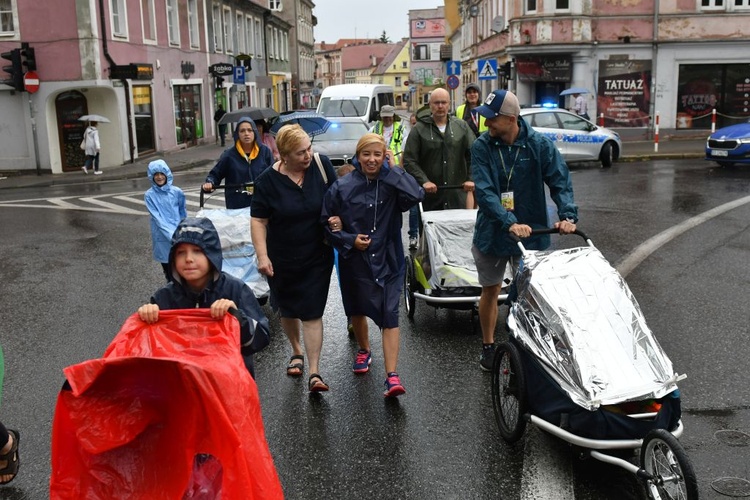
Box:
(565, 218, 576, 224)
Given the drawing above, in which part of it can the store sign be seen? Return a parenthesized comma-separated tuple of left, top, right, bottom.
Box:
(209, 63, 234, 76)
(110, 63, 154, 80)
(597, 59, 652, 128)
(515, 56, 571, 82)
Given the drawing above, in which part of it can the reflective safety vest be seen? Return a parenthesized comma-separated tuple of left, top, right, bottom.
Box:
(373, 121, 405, 165)
(455, 104, 488, 137)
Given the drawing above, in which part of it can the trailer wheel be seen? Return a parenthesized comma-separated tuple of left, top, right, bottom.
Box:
(491, 341, 527, 443)
(404, 255, 416, 319)
(640, 429, 698, 500)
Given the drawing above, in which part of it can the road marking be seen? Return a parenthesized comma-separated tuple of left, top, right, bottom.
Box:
(0, 187, 226, 214)
(615, 194, 750, 278)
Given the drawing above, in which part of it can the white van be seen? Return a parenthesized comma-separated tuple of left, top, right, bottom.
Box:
(316, 84, 395, 125)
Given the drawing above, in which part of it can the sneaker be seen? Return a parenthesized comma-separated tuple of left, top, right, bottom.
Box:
(479, 344, 496, 372)
(81, 166, 89, 174)
(352, 349, 372, 373)
(93, 170, 103, 175)
(384, 372, 405, 397)
(409, 237, 418, 249)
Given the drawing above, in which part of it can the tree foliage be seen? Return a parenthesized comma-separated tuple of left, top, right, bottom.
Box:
(379, 30, 391, 43)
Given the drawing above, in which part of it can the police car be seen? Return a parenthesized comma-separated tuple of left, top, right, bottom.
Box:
(520, 107, 622, 167)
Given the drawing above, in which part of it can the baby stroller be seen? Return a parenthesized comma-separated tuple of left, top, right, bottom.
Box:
(403, 200, 512, 322)
(492, 228, 698, 499)
(197, 184, 269, 305)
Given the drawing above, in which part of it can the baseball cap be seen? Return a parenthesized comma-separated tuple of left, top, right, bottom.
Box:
(474, 90, 521, 119)
(379, 105, 395, 118)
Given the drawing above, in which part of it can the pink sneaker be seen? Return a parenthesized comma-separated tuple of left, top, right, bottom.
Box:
(384, 372, 405, 397)
(352, 349, 371, 374)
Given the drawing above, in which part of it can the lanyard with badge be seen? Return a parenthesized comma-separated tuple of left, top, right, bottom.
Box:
(499, 146, 520, 211)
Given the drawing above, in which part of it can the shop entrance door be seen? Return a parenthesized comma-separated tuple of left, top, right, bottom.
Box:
(55, 91, 89, 172)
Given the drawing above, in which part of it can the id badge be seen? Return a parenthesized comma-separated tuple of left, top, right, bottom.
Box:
(244, 184, 255, 195)
(501, 191, 514, 211)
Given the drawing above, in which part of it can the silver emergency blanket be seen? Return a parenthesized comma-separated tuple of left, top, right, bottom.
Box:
(196, 207, 270, 301)
(509, 245, 682, 411)
(419, 209, 480, 288)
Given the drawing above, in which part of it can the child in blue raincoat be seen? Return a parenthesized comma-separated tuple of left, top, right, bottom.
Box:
(322, 133, 424, 397)
(145, 160, 187, 281)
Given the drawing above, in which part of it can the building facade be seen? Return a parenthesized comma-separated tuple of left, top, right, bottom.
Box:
(0, 0, 296, 175)
(275, 0, 316, 109)
(370, 38, 411, 108)
(445, 0, 750, 131)
(408, 7, 447, 109)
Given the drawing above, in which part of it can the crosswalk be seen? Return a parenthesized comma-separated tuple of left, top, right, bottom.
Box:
(0, 188, 227, 215)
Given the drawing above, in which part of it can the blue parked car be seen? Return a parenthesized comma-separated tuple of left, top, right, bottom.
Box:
(705, 119, 750, 167)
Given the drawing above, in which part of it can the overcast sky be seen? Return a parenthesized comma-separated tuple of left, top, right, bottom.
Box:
(313, 0, 442, 44)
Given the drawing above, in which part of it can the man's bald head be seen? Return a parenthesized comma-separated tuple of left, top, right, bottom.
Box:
(429, 88, 451, 124)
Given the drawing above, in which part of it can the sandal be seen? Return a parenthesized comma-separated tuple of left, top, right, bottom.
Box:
(308, 373, 329, 393)
(0, 429, 20, 485)
(286, 354, 304, 377)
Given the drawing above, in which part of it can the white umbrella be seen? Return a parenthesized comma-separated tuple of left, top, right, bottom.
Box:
(78, 114, 111, 123)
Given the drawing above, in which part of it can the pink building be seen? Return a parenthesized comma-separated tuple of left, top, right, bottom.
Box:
(0, 0, 289, 174)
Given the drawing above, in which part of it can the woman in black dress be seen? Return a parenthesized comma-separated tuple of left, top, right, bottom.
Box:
(251, 124, 336, 393)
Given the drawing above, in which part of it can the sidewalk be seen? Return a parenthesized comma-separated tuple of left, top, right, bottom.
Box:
(0, 134, 707, 191)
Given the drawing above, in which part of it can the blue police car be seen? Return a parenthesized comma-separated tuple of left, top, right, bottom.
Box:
(705, 119, 750, 167)
(520, 107, 622, 168)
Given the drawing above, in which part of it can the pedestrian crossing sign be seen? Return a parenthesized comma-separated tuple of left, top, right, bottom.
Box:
(477, 59, 498, 80)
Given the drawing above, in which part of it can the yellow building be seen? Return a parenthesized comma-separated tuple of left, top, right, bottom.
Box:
(370, 38, 411, 108)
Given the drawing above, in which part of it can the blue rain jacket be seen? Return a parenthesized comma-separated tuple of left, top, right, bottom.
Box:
(471, 118, 578, 257)
(205, 118, 275, 209)
(150, 217, 270, 377)
(322, 158, 424, 324)
(145, 160, 187, 263)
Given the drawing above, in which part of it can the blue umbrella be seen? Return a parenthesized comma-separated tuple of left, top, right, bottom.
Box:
(560, 87, 590, 96)
(269, 111, 331, 137)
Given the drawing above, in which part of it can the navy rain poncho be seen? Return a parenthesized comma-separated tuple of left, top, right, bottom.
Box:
(322, 159, 424, 327)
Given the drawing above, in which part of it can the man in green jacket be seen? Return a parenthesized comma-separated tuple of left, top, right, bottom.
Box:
(403, 88, 475, 212)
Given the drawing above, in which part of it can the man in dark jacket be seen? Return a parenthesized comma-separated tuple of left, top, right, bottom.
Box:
(470, 89, 578, 371)
(203, 117, 275, 209)
(402, 88, 475, 211)
(137, 217, 271, 377)
(214, 105, 227, 146)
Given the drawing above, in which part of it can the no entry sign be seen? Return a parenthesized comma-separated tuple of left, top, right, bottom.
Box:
(24, 70, 39, 93)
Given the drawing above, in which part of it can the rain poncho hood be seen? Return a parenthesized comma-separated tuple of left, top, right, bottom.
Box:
(402, 113, 474, 211)
(144, 160, 186, 263)
(168, 217, 223, 281)
(205, 117, 275, 209)
(471, 118, 578, 256)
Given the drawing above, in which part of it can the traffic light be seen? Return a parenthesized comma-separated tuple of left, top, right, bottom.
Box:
(1, 48, 23, 91)
(21, 42, 36, 72)
(215, 76, 225, 89)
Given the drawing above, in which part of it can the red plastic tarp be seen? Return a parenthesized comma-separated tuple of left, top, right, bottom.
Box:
(50, 309, 283, 499)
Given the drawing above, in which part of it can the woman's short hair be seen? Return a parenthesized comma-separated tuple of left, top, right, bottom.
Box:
(275, 124, 310, 157)
(355, 133, 387, 157)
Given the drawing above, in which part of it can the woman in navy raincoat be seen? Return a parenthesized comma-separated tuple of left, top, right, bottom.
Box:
(322, 133, 424, 397)
(202, 117, 274, 209)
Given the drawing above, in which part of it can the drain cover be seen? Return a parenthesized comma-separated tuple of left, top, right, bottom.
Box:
(715, 430, 750, 447)
(711, 477, 750, 497)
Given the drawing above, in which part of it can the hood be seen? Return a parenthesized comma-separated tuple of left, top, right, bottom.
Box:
(168, 217, 223, 280)
(147, 159, 174, 189)
(232, 117, 260, 143)
(710, 122, 750, 140)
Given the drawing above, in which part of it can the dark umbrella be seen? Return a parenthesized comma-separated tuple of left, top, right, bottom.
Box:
(269, 111, 331, 137)
(218, 106, 279, 125)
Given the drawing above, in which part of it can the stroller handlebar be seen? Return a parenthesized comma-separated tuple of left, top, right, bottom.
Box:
(199, 183, 255, 208)
(510, 227, 590, 244)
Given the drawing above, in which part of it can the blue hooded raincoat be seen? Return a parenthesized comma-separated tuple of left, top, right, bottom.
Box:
(205, 118, 275, 209)
(471, 118, 578, 257)
(150, 217, 271, 377)
(144, 160, 187, 263)
(322, 158, 424, 327)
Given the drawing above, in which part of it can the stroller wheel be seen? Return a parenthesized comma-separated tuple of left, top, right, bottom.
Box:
(491, 341, 527, 443)
(404, 255, 417, 320)
(640, 429, 698, 500)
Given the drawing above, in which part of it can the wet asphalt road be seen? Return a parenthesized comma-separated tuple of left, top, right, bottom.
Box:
(0, 159, 749, 499)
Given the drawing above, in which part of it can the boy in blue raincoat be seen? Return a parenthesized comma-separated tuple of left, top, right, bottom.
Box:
(145, 159, 187, 281)
(137, 217, 271, 378)
(322, 133, 424, 397)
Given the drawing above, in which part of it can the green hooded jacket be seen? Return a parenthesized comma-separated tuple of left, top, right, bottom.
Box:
(402, 113, 475, 211)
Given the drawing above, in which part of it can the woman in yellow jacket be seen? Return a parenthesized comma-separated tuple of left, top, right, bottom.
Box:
(454, 83, 488, 138)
